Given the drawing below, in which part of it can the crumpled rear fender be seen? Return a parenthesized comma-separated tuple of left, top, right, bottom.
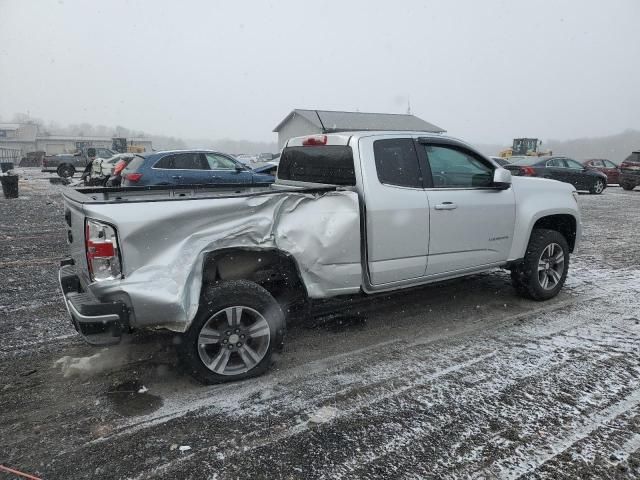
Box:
(86, 189, 362, 332)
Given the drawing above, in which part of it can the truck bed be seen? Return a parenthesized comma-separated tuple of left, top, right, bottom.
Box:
(63, 183, 338, 204)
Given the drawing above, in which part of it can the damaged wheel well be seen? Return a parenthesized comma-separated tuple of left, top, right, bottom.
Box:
(533, 214, 577, 252)
(201, 248, 309, 316)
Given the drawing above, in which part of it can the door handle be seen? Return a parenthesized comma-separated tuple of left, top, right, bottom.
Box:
(434, 202, 457, 210)
(171, 175, 182, 179)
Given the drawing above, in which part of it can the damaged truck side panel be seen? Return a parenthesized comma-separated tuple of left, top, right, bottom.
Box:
(66, 188, 362, 332)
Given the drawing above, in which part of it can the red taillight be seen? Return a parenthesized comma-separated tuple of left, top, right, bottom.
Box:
(42, 158, 48, 166)
(88, 241, 115, 258)
(521, 166, 536, 176)
(113, 160, 126, 175)
(125, 172, 142, 182)
(302, 134, 327, 146)
(85, 219, 121, 281)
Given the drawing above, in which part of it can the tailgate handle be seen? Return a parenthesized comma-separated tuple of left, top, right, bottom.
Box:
(435, 202, 457, 210)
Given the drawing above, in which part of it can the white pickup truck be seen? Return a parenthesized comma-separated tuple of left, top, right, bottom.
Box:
(59, 131, 581, 383)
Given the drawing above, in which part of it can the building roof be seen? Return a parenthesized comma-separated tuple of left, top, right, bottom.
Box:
(273, 109, 445, 134)
(0, 123, 21, 130)
(35, 135, 152, 143)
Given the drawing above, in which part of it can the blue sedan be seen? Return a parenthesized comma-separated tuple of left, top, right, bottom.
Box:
(121, 150, 275, 187)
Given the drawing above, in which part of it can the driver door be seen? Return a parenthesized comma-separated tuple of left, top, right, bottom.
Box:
(419, 142, 516, 276)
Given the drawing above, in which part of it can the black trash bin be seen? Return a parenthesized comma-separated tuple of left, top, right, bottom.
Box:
(0, 162, 14, 173)
(1, 174, 19, 199)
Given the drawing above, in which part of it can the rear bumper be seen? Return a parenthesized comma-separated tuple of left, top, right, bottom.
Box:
(59, 262, 129, 346)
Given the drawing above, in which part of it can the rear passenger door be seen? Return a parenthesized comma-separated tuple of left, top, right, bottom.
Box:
(171, 152, 212, 184)
(359, 136, 430, 285)
(153, 152, 220, 185)
(418, 142, 515, 276)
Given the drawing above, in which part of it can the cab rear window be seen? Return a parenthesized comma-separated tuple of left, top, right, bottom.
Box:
(278, 146, 356, 185)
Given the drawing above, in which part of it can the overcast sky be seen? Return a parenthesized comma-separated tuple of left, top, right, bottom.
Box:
(1, 0, 639, 144)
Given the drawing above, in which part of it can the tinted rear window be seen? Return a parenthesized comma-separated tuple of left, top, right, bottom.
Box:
(278, 146, 355, 185)
(122, 155, 145, 173)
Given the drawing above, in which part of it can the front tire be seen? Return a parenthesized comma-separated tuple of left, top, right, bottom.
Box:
(511, 228, 570, 301)
(178, 280, 285, 384)
(589, 178, 606, 194)
(621, 182, 635, 191)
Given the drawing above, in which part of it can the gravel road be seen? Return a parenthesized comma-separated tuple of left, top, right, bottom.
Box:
(1, 169, 640, 479)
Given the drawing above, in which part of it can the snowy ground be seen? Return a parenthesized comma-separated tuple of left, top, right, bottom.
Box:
(1, 168, 640, 479)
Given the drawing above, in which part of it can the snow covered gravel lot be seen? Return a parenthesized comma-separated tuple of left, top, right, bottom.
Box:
(1, 168, 640, 479)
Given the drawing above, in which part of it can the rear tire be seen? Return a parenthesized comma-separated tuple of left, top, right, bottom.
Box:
(57, 164, 75, 178)
(178, 280, 285, 384)
(511, 228, 570, 301)
(589, 178, 606, 194)
(621, 182, 635, 191)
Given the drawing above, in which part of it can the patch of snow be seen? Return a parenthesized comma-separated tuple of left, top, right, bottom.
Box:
(309, 406, 339, 424)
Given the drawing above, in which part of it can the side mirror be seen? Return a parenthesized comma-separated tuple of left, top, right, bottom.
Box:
(235, 165, 245, 172)
(493, 168, 512, 190)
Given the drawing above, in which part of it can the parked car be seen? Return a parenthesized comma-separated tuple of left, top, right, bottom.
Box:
(121, 150, 275, 186)
(619, 151, 640, 191)
(234, 154, 256, 165)
(504, 155, 608, 194)
(104, 153, 135, 173)
(257, 152, 275, 162)
(58, 131, 580, 384)
(104, 153, 137, 187)
(252, 160, 279, 176)
(69, 153, 138, 188)
(42, 146, 116, 178)
(582, 159, 621, 184)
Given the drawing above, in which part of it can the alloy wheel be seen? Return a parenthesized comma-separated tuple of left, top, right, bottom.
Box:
(197, 306, 271, 375)
(537, 243, 565, 290)
(594, 180, 604, 194)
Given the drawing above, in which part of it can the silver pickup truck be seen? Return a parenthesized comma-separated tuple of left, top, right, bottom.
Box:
(59, 131, 581, 383)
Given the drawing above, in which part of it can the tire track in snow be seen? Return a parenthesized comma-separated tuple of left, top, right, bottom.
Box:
(502, 393, 640, 479)
(90, 291, 609, 447)
(124, 294, 639, 479)
(315, 321, 640, 479)
(125, 350, 499, 480)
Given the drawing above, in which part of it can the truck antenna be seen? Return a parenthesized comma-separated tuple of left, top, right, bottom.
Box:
(315, 110, 327, 133)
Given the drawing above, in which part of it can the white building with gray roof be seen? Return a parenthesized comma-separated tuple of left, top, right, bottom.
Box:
(273, 109, 445, 149)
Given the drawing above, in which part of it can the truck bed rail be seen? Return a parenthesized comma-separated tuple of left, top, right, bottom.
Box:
(63, 183, 339, 204)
